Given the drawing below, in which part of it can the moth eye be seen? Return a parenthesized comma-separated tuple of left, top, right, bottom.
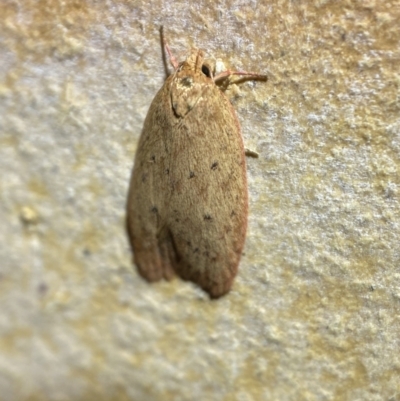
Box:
(201, 64, 211, 77)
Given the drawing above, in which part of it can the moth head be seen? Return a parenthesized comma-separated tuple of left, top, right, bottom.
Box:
(170, 49, 216, 118)
(177, 48, 215, 82)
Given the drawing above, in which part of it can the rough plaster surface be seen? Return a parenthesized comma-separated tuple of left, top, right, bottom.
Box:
(1, 1, 399, 400)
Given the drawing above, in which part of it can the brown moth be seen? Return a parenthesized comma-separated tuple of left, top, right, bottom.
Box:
(127, 29, 266, 298)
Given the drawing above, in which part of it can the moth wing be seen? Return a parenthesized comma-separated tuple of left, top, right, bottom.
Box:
(128, 75, 248, 298)
(127, 81, 176, 282)
(165, 86, 248, 298)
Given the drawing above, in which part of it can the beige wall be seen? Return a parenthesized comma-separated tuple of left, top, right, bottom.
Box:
(1, 1, 399, 400)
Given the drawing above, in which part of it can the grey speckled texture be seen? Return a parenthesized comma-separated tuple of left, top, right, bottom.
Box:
(1, 1, 400, 400)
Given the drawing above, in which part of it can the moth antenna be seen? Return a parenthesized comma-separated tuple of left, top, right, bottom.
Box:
(160, 26, 179, 71)
(195, 49, 202, 73)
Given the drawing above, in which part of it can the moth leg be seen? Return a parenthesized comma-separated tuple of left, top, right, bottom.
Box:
(214, 70, 267, 83)
(244, 148, 259, 158)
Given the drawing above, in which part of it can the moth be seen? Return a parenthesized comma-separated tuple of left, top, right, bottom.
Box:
(127, 29, 266, 298)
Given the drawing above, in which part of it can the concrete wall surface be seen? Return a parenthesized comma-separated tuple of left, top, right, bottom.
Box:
(0, 0, 399, 400)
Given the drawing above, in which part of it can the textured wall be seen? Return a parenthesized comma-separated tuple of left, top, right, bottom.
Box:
(1, 0, 399, 400)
